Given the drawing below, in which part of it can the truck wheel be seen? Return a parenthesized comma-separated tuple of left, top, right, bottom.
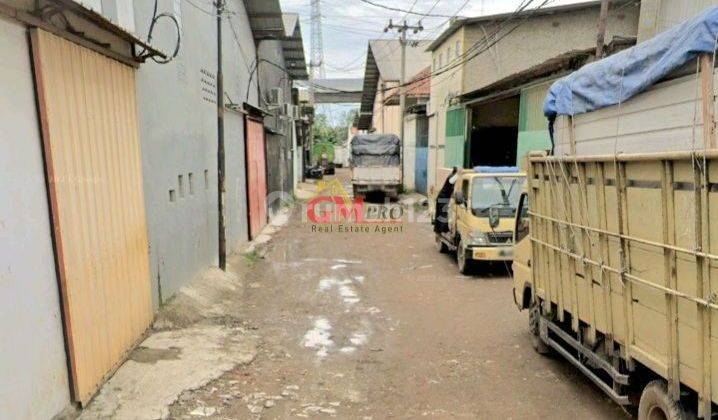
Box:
(435, 235, 448, 253)
(529, 301, 551, 355)
(638, 380, 686, 420)
(457, 239, 473, 275)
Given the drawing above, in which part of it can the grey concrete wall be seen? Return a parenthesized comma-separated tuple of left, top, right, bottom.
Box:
(134, 0, 258, 306)
(639, 0, 718, 42)
(257, 40, 293, 214)
(0, 16, 72, 419)
(462, 3, 641, 95)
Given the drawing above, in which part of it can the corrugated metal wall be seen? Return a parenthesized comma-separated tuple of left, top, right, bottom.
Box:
(31, 29, 152, 405)
(517, 81, 553, 168)
(246, 118, 267, 239)
(445, 106, 466, 168)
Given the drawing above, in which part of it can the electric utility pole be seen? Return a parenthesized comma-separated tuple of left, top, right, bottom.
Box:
(385, 19, 423, 186)
(595, 0, 610, 58)
(216, 0, 227, 270)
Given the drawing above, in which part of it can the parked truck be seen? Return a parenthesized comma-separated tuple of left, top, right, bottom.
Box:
(350, 133, 402, 199)
(435, 167, 525, 274)
(513, 7, 718, 419)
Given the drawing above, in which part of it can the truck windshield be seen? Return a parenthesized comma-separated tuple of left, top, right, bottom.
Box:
(471, 176, 525, 217)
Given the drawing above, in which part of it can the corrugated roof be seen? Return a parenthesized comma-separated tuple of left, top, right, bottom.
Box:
(358, 39, 433, 129)
(281, 13, 309, 80)
(386, 66, 431, 102)
(245, 2, 308, 80)
(426, 0, 634, 51)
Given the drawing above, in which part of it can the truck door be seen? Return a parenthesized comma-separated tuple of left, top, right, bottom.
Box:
(512, 192, 532, 309)
(452, 177, 471, 240)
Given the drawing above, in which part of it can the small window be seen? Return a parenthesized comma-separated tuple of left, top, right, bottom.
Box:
(169, 189, 176, 202)
(455, 40, 461, 58)
(188, 172, 194, 195)
(178, 174, 184, 197)
(433, 57, 437, 71)
(204, 169, 210, 190)
(447, 46, 452, 64)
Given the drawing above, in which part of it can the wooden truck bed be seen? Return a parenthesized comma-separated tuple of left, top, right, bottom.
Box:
(528, 150, 718, 409)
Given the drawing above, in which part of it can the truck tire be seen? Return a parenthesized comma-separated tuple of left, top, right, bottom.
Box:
(457, 238, 473, 275)
(529, 301, 551, 355)
(638, 380, 686, 420)
(435, 235, 448, 253)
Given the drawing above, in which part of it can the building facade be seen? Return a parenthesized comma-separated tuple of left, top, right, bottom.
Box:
(426, 1, 641, 196)
(0, 0, 306, 416)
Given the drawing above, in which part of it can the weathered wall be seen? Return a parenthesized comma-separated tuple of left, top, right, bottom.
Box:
(462, 3, 640, 95)
(257, 39, 293, 214)
(372, 79, 401, 135)
(134, 0, 257, 306)
(403, 115, 418, 190)
(427, 28, 465, 196)
(638, 0, 717, 42)
(517, 80, 554, 168)
(0, 16, 71, 419)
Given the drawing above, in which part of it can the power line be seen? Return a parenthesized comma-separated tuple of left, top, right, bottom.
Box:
(357, 0, 464, 19)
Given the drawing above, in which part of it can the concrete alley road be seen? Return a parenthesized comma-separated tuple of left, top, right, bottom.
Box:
(169, 173, 628, 419)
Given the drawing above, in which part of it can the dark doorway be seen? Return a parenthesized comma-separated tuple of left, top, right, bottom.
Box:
(467, 96, 520, 168)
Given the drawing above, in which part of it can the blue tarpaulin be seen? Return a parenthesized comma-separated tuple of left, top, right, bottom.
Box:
(544, 6, 718, 118)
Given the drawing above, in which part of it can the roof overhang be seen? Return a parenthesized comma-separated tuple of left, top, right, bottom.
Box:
(0, 0, 167, 67)
(358, 44, 380, 130)
(281, 23, 308, 80)
(246, 3, 308, 80)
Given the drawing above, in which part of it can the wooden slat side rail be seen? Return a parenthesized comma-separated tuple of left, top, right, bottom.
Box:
(615, 161, 635, 363)
(698, 52, 714, 419)
(575, 161, 598, 342)
(660, 160, 680, 400)
(595, 162, 616, 358)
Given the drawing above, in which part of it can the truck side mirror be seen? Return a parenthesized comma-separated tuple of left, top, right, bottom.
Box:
(489, 207, 500, 229)
(514, 193, 530, 242)
(454, 191, 465, 206)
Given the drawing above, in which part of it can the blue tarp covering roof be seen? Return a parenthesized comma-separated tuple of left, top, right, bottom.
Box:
(473, 166, 520, 174)
(544, 6, 718, 118)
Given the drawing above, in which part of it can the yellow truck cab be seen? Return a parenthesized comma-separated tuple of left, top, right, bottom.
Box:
(435, 167, 526, 274)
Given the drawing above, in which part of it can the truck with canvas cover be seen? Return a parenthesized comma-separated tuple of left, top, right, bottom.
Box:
(350, 133, 402, 199)
(513, 6, 718, 419)
(435, 166, 525, 274)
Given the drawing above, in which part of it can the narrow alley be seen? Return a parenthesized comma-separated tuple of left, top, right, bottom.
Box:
(144, 169, 627, 419)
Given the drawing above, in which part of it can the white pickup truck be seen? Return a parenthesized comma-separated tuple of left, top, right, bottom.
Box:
(350, 134, 402, 199)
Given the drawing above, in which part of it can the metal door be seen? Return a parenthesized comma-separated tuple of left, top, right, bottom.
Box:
(414, 115, 429, 194)
(31, 29, 152, 404)
(245, 117, 267, 238)
(415, 147, 428, 194)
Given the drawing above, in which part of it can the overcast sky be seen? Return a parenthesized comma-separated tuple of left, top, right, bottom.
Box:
(279, 0, 588, 79)
(278, 0, 587, 125)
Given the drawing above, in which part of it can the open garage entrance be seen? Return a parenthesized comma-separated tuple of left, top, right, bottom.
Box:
(467, 96, 519, 168)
